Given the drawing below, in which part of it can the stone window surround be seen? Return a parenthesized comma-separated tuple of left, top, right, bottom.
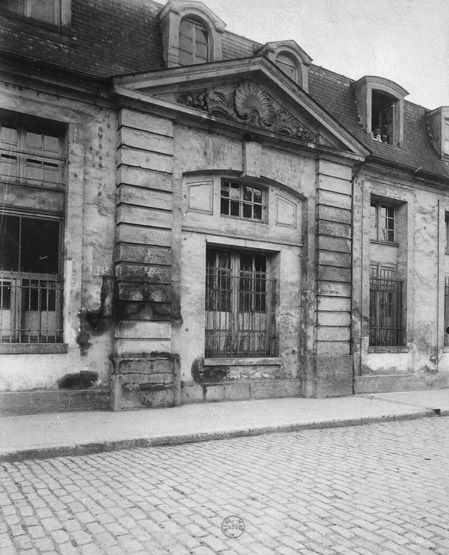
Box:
(353, 76, 408, 146)
(361, 183, 413, 355)
(369, 262, 405, 348)
(159, 0, 225, 68)
(205, 247, 277, 359)
(370, 199, 397, 244)
(0, 109, 67, 355)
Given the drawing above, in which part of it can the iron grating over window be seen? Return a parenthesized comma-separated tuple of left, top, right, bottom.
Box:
(205, 250, 277, 358)
(0, 272, 63, 343)
(369, 275, 404, 347)
(0, 214, 63, 344)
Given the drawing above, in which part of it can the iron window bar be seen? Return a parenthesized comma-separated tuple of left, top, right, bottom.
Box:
(0, 271, 63, 344)
(205, 268, 277, 358)
(369, 275, 404, 346)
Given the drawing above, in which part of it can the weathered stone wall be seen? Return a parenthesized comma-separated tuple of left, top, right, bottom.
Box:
(167, 125, 311, 401)
(111, 355, 180, 410)
(311, 159, 354, 397)
(114, 109, 175, 356)
(111, 108, 178, 410)
(168, 124, 354, 401)
(353, 173, 449, 393)
(0, 79, 116, 410)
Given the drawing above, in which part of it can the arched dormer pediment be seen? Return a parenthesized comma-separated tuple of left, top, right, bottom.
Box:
(159, 0, 225, 68)
(353, 76, 409, 146)
(256, 41, 312, 92)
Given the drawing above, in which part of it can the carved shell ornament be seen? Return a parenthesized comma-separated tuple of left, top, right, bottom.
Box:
(177, 81, 314, 142)
(234, 81, 276, 127)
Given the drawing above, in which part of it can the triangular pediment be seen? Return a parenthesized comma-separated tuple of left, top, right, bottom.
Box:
(113, 57, 370, 158)
(177, 80, 316, 142)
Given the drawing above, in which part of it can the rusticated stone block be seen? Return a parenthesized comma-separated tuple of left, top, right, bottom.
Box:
(250, 379, 301, 400)
(224, 382, 251, 401)
(111, 355, 180, 410)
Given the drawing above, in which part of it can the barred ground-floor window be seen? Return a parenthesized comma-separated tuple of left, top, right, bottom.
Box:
(0, 214, 63, 343)
(205, 247, 277, 357)
(369, 264, 404, 347)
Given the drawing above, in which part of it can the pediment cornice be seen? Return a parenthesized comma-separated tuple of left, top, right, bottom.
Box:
(113, 57, 370, 158)
(178, 80, 314, 142)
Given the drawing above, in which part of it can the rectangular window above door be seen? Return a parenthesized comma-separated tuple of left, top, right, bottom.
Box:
(220, 180, 266, 222)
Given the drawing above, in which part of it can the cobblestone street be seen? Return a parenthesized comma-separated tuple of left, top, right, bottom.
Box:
(1, 417, 449, 555)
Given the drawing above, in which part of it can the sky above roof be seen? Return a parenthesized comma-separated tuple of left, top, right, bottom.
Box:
(204, 0, 449, 110)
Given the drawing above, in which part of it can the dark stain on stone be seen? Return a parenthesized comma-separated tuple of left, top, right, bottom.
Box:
(191, 356, 228, 383)
(149, 351, 176, 359)
(58, 371, 98, 390)
(76, 329, 91, 353)
(139, 383, 168, 392)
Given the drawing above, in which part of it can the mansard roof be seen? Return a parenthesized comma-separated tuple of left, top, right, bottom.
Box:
(0, 0, 447, 180)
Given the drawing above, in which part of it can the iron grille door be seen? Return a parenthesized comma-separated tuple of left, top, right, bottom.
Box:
(205, 249, 277, 357)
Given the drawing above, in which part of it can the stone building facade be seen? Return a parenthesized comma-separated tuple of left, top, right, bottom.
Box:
(0, 0, 448, 414)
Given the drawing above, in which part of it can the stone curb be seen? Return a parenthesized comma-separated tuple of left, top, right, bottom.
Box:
(0, 408, 436, 463)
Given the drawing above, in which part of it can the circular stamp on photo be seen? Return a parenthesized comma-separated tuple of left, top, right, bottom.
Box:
(221, 515, 245, 538)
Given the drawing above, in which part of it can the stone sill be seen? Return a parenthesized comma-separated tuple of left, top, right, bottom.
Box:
(204, 358, 281, 366)
(368, 346, 409, 354)
(370, 240, 399, 247)
(443, 347, 449, 353)
(0, 344, 68, 355)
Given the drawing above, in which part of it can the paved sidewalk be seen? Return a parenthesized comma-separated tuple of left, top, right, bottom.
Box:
(1, 389, 449, 461)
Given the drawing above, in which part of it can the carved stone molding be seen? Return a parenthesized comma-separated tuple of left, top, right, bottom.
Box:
(234, 81, 275, 126)
(178, 80, 314, 141)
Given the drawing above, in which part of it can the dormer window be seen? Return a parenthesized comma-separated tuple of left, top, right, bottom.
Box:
(275, 52, 299, 82)
(427, 107, 449, 160)
(371, 91, 396, 145)
(256, 41, 312, 92)
(354, 76, 408, 147)
(445, 118, 449, 156)
(1, 0, 70, 26)
(159, 1, 225, 68)
(179, 18, 209, 65)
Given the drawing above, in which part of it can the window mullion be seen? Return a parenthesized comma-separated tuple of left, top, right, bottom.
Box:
(18, 216, 22, 272)
(377, 204, 381, 242)
(13, 277, 20, 341)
